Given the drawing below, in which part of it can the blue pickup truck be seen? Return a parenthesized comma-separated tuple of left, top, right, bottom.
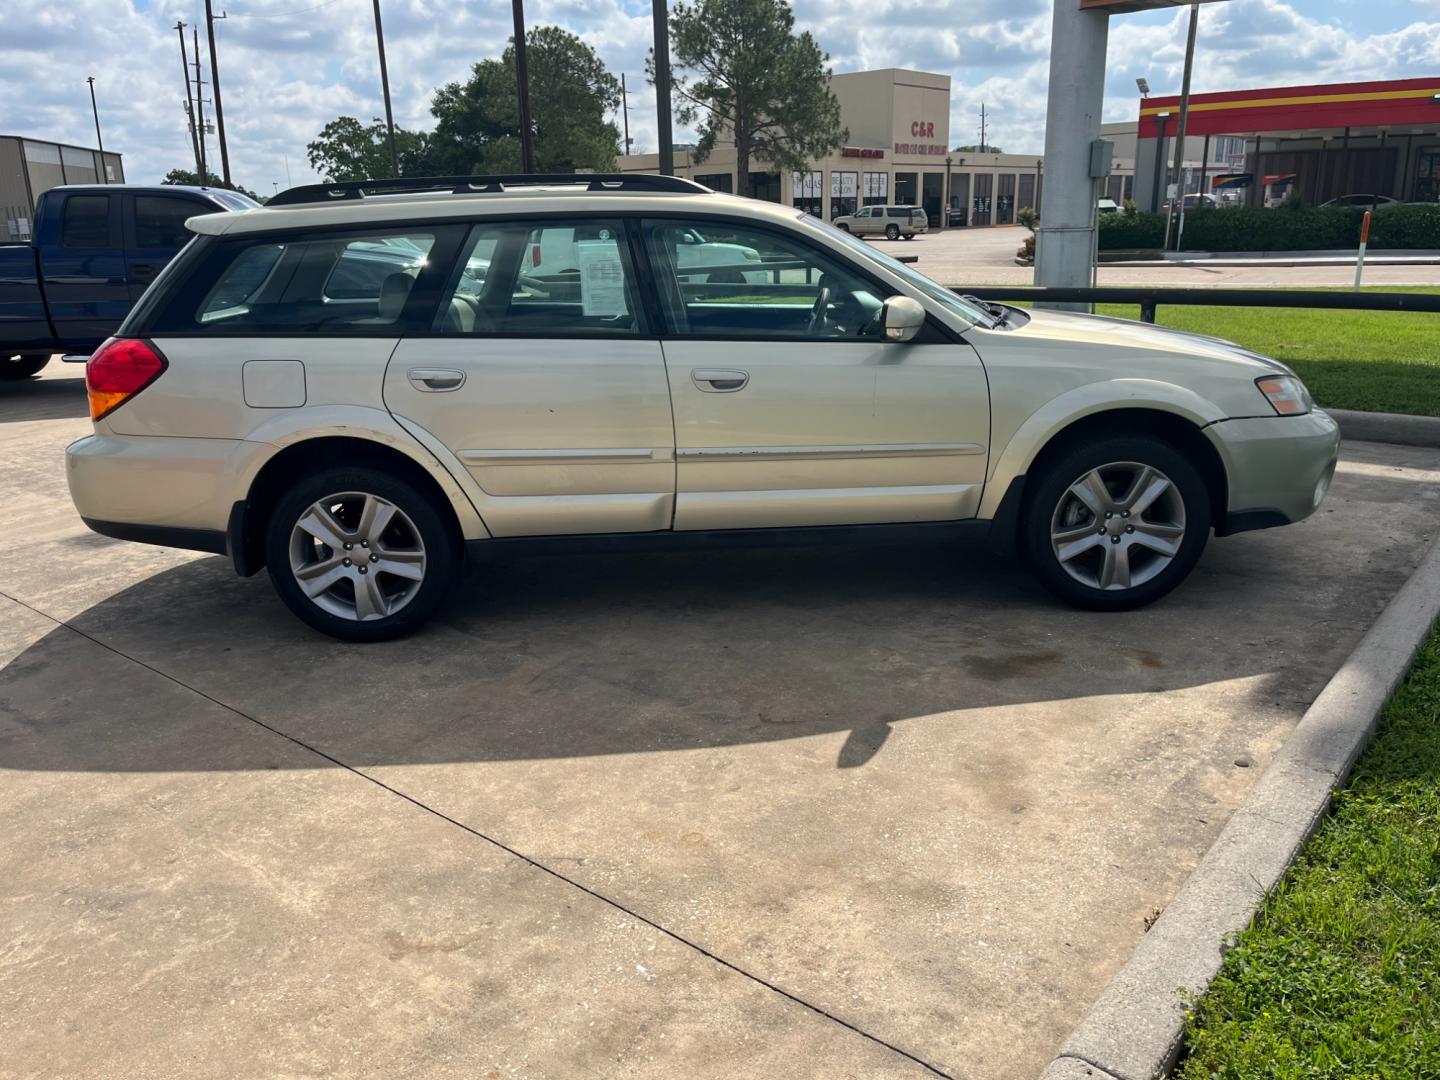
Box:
(1, 184, 257, 379)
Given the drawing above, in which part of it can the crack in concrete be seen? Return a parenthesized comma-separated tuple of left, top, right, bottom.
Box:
(1, 588, 956, 1080)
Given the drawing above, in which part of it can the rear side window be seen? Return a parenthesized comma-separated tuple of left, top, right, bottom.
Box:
(147, 228, 442, 334)
(135, 195, 205, 249)
(435, 218, 643, 337)
(61, 195, 111, 248)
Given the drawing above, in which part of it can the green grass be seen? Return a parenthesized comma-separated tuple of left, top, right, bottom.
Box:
(1176, 625, 1440, 1080)
(1093, 288, 1440, 417)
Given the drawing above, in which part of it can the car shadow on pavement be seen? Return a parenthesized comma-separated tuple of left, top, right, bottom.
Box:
(0, 372, 88, 423)
(1, 527, 1374, 777)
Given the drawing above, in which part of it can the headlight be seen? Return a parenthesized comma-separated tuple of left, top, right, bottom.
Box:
(1256, 375, 1313, 416)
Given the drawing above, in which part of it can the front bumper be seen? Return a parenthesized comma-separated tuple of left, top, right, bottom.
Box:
(1207, 409, 1341, 535)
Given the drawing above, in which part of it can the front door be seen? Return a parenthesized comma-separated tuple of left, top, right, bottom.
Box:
(385, 217, 675, 537)
(642, 217, 989, 532)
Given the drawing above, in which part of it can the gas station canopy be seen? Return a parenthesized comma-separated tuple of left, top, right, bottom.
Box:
(1078, 0, 1228, 11)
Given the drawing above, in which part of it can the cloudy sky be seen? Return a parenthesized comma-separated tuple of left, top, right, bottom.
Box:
(4, 0, 1437, 194)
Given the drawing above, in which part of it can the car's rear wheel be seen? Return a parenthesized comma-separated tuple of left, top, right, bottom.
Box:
(885, 223, 900, 240)
(1, 353, 50, 379)
(904, 233, 915, 240)
(265, 466, 458, 641)
(1021, 435, 1211, 611)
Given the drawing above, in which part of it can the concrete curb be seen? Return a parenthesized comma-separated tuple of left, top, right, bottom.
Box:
(1330, 409, 1440, 450)
(1039, 533, 1440, 1080)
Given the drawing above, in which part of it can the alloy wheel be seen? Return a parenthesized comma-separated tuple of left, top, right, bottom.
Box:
(1049, 461, 1187, 591)
(288, 491, 427, 621)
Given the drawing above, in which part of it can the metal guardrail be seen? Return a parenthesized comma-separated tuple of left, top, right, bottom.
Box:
(953, 286, 1440, 323)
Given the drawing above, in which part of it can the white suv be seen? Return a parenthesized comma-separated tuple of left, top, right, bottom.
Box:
(68, 174, 1339, 641)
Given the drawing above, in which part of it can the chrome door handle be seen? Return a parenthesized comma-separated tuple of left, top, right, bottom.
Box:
(691, 368, 749, 393)
(407, 367, 466, 392)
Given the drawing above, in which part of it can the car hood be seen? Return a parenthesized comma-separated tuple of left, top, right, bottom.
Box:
(1008, 306, 1293, 376)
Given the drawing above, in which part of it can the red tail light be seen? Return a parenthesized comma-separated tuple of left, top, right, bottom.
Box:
(532, 243, 542, 267)
(86, 338, 168, 421)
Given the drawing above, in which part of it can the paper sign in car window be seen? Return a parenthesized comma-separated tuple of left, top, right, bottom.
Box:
(576, 240, 628, 317)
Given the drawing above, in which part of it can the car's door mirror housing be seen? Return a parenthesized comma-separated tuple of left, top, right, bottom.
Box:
(882, 296, 925, 343)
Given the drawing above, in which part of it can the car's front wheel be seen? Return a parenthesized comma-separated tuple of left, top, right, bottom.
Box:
(1021, 435, 1211, 611)
(265, 466, 458, 641)
(2, 353, 50, 379)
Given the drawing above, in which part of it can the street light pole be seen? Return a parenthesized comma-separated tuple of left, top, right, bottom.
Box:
(371, 0, 400, 178)
(652, 0, 674, 176)
(1166, 2, 1200, 251)
(86, 76, 106, 183)
(204, 0, 232, 186)
(511, 0, 536, 173)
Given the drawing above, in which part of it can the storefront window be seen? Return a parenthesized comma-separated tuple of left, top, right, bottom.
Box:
(791, 170, 823, 216)
(830, 170, 858, 218)
(862, 171, 888, 207)
(695, 172, 733, 193)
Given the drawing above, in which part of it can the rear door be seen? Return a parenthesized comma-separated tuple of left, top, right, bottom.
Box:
(40, 191, 128, 348)
(384, 216, 675, 537)
(123, 192, 223, 302)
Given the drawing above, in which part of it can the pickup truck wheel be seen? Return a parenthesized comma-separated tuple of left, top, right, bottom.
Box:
(1, 353, 50, 379)
(836, 223, 850, 232)
(885, 224, 901, 241)
(1021, 435, 1211, 612)
(265, 466, 458, 642)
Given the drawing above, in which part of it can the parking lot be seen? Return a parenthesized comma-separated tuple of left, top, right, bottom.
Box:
(4, 365, 1440, 1078)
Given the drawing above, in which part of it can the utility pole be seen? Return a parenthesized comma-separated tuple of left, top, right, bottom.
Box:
(511, 0, 536, 172)
(371, 0, 400, 177)
(652, 0, 673, 176)
(621, 73, 632, 156)
(1166, 2, 1200, 251)
(193, 27, 209, 184)
(204, 0, 231, 185)
(979, 102, 987, 155)
(176, 22, 203, 176)
(86, 77, 107, 182)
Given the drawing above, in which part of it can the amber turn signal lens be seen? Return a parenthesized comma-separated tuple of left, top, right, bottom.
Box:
(1256, 375, 1311, 417)
(86, 338, 168, 421)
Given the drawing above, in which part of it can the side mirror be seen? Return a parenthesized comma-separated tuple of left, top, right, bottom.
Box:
(882, 296, 925, 343)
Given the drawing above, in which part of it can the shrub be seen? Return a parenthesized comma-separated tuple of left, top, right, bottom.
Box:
(1017, 206, 1039, 233)
(1098, 211, 1165, 250)
(1369, 204, 1440, 249)
(1097, 204, 1440, 253)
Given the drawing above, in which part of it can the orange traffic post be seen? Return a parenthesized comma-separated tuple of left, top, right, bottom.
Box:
(1354, 210, 1372, 291)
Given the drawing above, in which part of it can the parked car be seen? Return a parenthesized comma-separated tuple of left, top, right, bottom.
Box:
(832, 205, 928, 240)
(0, 184, 257, 379)
(1096, 198, 1120, 215)
(1161, 194, 1218, 212)
(1320, 194, 1401, 210)
(68, 173, 1339, 641)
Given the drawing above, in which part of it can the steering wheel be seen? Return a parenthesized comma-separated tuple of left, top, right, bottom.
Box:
(806, 285, 832, 336)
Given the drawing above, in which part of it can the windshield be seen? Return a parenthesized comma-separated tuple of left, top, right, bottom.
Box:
(801, 214, 999, 329)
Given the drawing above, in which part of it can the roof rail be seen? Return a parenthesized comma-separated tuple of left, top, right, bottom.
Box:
(266, 173, 711, 207)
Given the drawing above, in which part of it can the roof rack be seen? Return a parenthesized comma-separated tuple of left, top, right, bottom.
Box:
(266, 173, 711, 207)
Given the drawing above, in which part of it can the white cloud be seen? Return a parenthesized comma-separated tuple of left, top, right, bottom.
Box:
(1, 0, 1434, 193)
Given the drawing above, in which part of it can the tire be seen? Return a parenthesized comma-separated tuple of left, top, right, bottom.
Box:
(1020, 435, 1211, 612)
(885, 224, 900, 241)
(836, 223, 850, 233)
(1, 353, 50, 380)
(264, 466, 459, 641)
(705, 269, 746, 285)
(904, 233, 915, 240)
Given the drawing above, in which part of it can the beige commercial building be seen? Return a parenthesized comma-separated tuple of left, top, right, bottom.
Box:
(1, 135, 125, 241)
(619, 68, 1081, 227)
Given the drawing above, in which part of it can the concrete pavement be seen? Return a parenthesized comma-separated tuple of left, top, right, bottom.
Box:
(4, 365, 1440, 1078)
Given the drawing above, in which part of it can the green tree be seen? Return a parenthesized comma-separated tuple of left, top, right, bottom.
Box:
(427, 27, 621, 175)
(952, 144, 1004, 154)
(305, 116, 433, 182)
(659, 0, 845, 198)
(162, 168, 262, 202)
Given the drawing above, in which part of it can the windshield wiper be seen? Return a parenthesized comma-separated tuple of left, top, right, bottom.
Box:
(960, 294, 1010, 328)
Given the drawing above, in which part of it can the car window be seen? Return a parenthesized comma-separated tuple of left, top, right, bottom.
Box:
(135, 195, 204, 249)
(436, 218, 642, 337)
(61, 195, 111, 249)
(646, 218, 885, 341)
(185, 229, 436, 331)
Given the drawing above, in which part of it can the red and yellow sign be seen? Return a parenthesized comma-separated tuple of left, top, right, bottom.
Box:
(1139, 78, 1440, 139)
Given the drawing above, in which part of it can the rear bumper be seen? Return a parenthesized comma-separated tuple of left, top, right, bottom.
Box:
(1208, 409, 1341, 534)
(81, 517, 227, 555)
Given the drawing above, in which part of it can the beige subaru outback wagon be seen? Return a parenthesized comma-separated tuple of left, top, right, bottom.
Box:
(68, 174, 1339, 641)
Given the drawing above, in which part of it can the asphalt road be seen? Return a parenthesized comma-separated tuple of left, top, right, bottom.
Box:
(888, 225, 1440, 288)
(4, 365, 1439, 1078)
